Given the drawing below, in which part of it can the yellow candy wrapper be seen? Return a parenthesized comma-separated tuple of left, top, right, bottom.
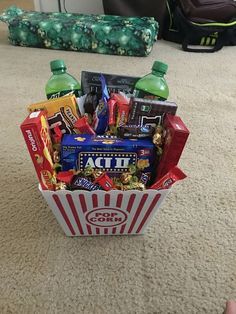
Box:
(28, 95, 80, 134)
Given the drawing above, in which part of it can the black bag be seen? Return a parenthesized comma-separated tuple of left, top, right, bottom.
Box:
(163, 0, 236, 52)
(102, 0, 167, 38)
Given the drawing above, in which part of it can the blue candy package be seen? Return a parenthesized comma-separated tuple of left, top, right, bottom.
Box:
(92, 74, 109, 135)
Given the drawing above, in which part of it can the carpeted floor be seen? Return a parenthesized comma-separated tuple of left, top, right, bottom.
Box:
(0, 2, 236, 314)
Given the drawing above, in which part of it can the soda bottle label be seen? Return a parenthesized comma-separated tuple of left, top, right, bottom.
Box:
(47, 89, 81, 100)
(133, 89, 166, 101)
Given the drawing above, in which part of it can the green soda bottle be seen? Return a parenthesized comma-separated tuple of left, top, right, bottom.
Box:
(134, 61, 169, 100)
(45, 59, 81, 99)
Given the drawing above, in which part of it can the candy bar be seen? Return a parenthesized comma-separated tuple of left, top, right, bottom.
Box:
(156, 114, 190, 180)
(20, 111, 55, 190)
(81, 71, 140, 96)
(117, 124, 155, 139)
(56, 170, 75, 185)
(94, 172, 114, 191)
(149, 166, 186, 190)
(74, 116, 96, 135)
(61, 135, 155, 181)
(108, 93, 130, 130)
(70, 175, 100, 191)
(107, 98, 117, 126)
(128, 97, 177, 127)
(140, 173, 149, 185)
(52, 125, 63, 143)
(27, 95, 80, 134)
(83, 92, 99, 115)
(92, 75, 109, 135)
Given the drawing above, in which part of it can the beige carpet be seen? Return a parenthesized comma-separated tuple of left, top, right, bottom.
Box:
(0, 2, 236, 314)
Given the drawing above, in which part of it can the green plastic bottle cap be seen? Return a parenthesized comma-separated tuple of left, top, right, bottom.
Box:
(50, 59, 66, 71)
(152, 61, 168, 74)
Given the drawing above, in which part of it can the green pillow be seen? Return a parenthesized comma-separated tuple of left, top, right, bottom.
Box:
(0, 6, 159, 56)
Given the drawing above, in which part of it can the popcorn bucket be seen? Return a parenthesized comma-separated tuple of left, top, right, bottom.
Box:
(39, 185, 170, 236)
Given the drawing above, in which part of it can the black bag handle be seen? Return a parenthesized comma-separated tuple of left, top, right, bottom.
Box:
(182, 33, 225, 52)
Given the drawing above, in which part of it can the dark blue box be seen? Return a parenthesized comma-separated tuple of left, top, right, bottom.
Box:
(61, 135, 156, 177)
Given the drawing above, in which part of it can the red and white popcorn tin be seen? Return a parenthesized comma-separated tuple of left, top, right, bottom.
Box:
(39, 186, 170, 236)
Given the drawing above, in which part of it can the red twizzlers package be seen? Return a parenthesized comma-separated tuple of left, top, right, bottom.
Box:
(156, 114, 190, 180)
(20, 111, 56, 190)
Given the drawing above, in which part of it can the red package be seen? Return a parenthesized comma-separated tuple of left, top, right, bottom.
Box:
(20, 111, 55, 190)
(110, 93, 130, 128)
(56, 170, 75, 185)
(107, 98, 117, 126)
(94, 172, 114, 191)
(156, 114, 189, 180)
(149, 166, 186, 190)
(52, 125, 63, 143)
(74, 116, 96, 135)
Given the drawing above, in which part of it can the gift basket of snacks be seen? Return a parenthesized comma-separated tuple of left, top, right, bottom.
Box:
(20, 60, 189, 236)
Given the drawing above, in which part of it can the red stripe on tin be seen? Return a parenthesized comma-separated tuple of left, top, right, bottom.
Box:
(116, 194, 123, 208)
(66, 194, 84, 235)
(104, 228, 108, 235)
(120, 224, 126, 234)
(112, 227, 117, 234)
(136, 194, 161, 234)
(86, 224, 92, 235)
(96, 228, 100, 235)
(126, 194, 136, 213)
(104, 194, 110, 207)
(52, 195, 76, 236)
(92, 194, 98, 208)
(128, 194, 149, 234)
(78, 194, 88, 213)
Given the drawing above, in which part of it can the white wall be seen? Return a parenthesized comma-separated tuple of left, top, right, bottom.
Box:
(34, 0, 104, 14)
(34, 0, 59, 12)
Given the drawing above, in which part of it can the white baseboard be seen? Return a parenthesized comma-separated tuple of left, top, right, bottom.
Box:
(34, 0, 104, 14)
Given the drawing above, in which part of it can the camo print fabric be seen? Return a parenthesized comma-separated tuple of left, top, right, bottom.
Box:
(0, 6, 158, 56)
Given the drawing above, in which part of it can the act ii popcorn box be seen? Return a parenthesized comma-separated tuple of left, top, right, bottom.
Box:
(60, 135, 156, 179)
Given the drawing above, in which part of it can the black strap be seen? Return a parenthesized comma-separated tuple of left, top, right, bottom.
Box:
(182, 33, 225, 52)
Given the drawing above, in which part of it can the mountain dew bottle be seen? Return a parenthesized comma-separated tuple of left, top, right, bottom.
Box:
(45, 59, 81, 99)
(134, 61, 169, 101)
